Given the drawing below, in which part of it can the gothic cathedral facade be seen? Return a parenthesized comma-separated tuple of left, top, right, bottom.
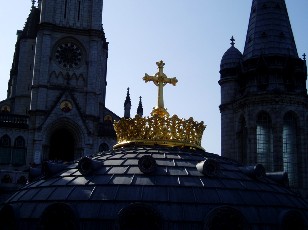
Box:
(220, 0, 308, 195)
(0, 0, 119, 174)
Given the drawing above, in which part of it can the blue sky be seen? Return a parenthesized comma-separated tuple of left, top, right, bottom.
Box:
(0, 0, 307, 154)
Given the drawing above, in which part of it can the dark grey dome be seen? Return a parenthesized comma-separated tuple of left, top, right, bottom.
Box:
(1, 146, 308, 229)
(220, 45, 243, 70)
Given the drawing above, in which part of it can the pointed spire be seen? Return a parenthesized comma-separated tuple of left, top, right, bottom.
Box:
(243, 0, 298, 60)
(21, 2, 40, 39)
(124, 88, 131, 118)
(230, 36, 235, 47)
(137, 96, 143, 117)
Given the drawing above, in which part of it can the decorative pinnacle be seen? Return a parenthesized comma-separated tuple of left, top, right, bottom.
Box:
(137, 96, 143, 117)
(143, 60, 178, 117)
(230, 36, 235, 47)
(303, 53, 306, 61)
(32, 0, 36, 7)
(124, 87, 131, 106)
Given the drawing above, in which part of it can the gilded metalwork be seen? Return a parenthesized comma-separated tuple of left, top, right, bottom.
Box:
(143, 60, 178, 117)
(114, 61, 206, 150)
(114, 114, 206, 150)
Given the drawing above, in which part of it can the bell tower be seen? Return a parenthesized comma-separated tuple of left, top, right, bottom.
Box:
(219, 0, 308, 194)
(28, 0, 116, 162)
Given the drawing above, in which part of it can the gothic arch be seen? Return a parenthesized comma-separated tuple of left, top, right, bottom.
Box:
(43, 118, 85, 161)
(58, 72, 64, 84)
(71, 73, 78, 86)
(49, 71, 57, 84)
(77, 74, 85, 87)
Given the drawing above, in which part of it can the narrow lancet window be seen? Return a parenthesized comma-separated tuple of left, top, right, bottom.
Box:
(78, 1, 81, 21)
(64, 0, 68, 19)
(256, 112, 273, 171)
(283, 112, 298, 186)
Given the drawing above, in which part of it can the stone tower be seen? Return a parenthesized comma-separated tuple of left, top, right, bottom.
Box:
(0, 1, 119, 174)
(219, 0, 308, 194)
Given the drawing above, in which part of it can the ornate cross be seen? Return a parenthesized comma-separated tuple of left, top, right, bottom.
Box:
(143, 60, 178, 117)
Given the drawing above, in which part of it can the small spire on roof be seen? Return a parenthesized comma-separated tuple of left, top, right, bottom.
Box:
(303, 53, 306, 61)
(137, 96, 143, 117)
(32, 0, 36, 7)
(124, 87, 131, 118)
(230, 36, 235, 47)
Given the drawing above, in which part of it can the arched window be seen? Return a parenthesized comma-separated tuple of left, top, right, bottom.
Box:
(283, 112, 298, 187)
(12, 136, 26, 166)
(256, 112, 273, 171)
(204, 206, 248, 230)
(0, 135, 11, 147)
(0, 135, 11, 165)
(237, 116, 247, 164)
(1, 174, 12, 183)
(118, 203, 162, 230)
(280, 210, 306, 230)
(39, 203, 79, 230)
(99, 143, 109, 152)
(0, 204, 16, 229)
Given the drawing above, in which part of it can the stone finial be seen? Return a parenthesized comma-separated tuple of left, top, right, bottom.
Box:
(303, 53, 306, 61)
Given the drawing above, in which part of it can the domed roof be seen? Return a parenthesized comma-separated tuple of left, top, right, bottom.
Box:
(1, 146, 308, 229)
(2, 60, 308, 229)
(220, 37, 243, 70)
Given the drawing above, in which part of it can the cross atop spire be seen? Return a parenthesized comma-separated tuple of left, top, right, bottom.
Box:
(230, 36, 235, 47)
(32, 0, 36, 7)
(303, 53, 306, 61)
(143, 60, 178, 117)
(137, 96, 143, 117)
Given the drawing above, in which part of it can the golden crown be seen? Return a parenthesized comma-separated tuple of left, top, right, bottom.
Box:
(113, 61, 206, 150)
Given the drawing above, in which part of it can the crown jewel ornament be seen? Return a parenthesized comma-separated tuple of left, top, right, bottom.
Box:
(114, 61, 206, 150)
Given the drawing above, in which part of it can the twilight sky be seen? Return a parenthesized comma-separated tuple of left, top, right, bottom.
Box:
(0, 0, 307, 154)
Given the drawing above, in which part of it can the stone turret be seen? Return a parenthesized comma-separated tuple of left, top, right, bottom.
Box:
(219, 0, 308, 195)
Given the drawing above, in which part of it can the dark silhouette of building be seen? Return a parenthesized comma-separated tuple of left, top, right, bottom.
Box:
(219, 0, 308, 196)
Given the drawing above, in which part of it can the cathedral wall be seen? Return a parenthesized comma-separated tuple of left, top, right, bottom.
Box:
(40, 0, 103, 30)
(0, 128, 29, 170)
(220, 110, 236, 160)
(12, 39, 36, 115)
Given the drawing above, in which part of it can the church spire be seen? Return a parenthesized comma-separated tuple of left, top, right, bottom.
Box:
(243, 0, 298, 60)
(137, 96, 143, 117)
(124, 88, 131, 118)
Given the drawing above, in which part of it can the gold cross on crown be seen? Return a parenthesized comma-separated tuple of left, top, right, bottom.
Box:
(143, 60, 178, 117)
